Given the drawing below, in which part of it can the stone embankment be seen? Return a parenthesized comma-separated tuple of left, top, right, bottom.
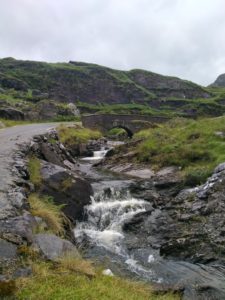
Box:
(0, 124, 93, 284)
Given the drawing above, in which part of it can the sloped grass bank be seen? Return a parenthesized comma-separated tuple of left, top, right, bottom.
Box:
(57, 124, 102, 146)
(135, 117, 225, 185)
(16, 259, 179, 300)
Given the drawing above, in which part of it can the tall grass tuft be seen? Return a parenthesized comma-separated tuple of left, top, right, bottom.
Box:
(28, 193, 65, 236)
(28, 156, 42, 187)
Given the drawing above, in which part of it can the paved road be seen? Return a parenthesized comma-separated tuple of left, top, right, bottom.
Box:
(0, 123, 58, 218)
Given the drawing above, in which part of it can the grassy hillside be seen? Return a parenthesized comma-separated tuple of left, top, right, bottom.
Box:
(1, 57, 225, 120)
(134, 116, 225, 185)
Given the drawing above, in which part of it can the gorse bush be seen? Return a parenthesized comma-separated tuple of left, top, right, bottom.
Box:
(135, 116, 225, 184)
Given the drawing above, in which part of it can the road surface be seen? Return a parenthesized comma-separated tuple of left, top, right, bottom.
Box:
(0, 123, 58, 219)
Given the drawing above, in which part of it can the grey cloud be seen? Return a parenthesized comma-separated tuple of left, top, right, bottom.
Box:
(0, 0, 225, 85)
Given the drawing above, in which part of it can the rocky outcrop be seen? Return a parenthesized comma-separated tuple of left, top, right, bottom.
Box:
(40, 161, 93, 222)
(0, 125, 92, 282)
(0, 73, 28, 91)
(210, 73, 225, 87)
(0, 108, 24, 120)
(123, 162, 225, 265)
(0, 58, 210, 108)
(28, 131, 93, 222)
(25, 100, 80, 121)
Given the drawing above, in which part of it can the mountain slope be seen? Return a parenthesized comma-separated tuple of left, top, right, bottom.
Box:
(210, 73, 225, 87)
(0, 57, 209, 105)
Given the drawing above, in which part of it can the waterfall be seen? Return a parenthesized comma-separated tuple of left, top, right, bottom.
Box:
(74, 188, 157, 277)
(75, 188, 150, 254)
(80, 147, 108, 163)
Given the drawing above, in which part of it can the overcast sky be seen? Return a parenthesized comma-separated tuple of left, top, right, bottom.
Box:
(0, 0, 225, 86)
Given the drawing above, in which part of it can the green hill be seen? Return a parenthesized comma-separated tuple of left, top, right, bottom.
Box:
(0, 57, 225, 120)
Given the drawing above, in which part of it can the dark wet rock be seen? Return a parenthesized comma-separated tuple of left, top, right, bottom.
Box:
(29, 131, 75, 167)
(40, 161, 93, 222)
(33, 233, 78, 261)
(0, 107, 24, 120)
(105, 148, 115, 157)
(67, 138, 105, 158)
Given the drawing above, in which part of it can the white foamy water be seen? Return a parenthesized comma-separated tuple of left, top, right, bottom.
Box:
(80, 148, 108, 163)
(75, 188, 151, 257)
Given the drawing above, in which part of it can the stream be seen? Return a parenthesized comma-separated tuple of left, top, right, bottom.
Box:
(74, 146, 225, 300)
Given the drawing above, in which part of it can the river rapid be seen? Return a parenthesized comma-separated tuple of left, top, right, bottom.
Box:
(74, 146, 225, 300)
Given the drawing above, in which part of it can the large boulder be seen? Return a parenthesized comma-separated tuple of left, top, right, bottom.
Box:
(40, 161, 93, 222)
(33, 233, 78, 260)
(0, 108, 24, 120)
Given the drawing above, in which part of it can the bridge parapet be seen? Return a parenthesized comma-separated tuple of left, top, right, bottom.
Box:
(81, 114, 170, 136)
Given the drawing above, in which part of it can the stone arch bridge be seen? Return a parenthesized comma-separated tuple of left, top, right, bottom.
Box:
(81, 114, 170, 137)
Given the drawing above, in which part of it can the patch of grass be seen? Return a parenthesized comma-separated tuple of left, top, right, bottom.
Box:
(52, 115, 81, 122)
(16, 259, 180, 300)
(28, 193, 65, 236)
(58, 252, 95, 277)
(57, 125, 102, 146)
(134, 116, 225, 184)
(107, 127, 128, 137)
(28, 157, 42, 187)
(0, 118, 32, 127)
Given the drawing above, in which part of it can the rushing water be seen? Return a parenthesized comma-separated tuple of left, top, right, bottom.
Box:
(80, 148, 108, 163)
(75, 148, 225, 300)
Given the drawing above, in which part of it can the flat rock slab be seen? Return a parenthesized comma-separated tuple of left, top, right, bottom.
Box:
(33, 233, 78, 261)
(125, 168, 155, 179)
(0, 239, 17, 259)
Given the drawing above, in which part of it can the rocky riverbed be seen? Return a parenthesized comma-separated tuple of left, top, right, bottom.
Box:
(1, 125, 225, 299)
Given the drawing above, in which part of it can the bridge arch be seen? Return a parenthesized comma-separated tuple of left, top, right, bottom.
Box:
(109, 125, 133, 138)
